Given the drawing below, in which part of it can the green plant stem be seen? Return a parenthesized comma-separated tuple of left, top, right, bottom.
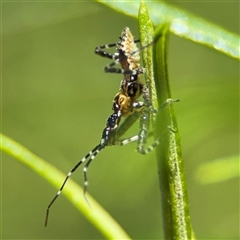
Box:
(153, 24, 195, 240)
(0, 133, 131, 240)
(138, 5, 157, 110)
(138, 1, 195, 239)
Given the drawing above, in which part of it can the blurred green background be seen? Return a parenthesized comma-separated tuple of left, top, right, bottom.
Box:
(2, 1, 239, 239)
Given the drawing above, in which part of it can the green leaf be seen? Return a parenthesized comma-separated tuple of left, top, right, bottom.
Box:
(98, 1, 239, 60)
(0, 133, 131, 240)
(196, 155, 240, 184)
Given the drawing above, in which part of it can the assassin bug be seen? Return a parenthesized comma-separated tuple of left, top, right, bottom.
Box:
(45, 27, 178, 226)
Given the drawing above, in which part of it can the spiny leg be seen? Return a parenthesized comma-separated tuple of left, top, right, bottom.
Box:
(81, 114, 122, 202)
(104, 65, 145, 76)
(95, 36, 153, 76)
(136, 109, 152, 154)
(45, 145, 100, 227)
(137, 98, 180, 155)
(82, 144, 105, 204)
(112, 113, 154, 147)
(95, 39, 140, 58)
(136, 113, 175, 155)
(159, 98, 180, 110)
(104, 42, 153, 75)
(94, 39, 140, 61)
(95, 39, 144, 75)
(131, 40, 155, 58)
(112, 99, 180, 152)
(95, 46, 138, 75)
(95, 43, 122, 74)
(120, 135, 139, 146)
(46, 110, 120, 212)
(81, 110, 122, 202)
(106, 40, 155, 75)
(109, 101, 147, 147)
(114, 112, 141, 140)
(95, 43, 118, 60)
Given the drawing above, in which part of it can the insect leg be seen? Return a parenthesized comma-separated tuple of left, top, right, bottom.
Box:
(82, 144, 105, 203)
(114, 112, 141, 140)
(45, 145, 99, 226)
(159, 98, 180, 110)
(95, 43, 118, 60)
(136, 98, 180, 155)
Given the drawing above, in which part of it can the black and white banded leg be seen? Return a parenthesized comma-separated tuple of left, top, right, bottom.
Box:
(45, 144, 102, 226)
(95, 39, 140, 60)
(95, 40, 144, 75)
(138, 98, 180, 154)
(119, 98, 180, 154)
(45, 110, 122, 226)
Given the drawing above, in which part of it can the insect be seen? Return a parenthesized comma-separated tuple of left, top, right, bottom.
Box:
(45, 27, 178, 226)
